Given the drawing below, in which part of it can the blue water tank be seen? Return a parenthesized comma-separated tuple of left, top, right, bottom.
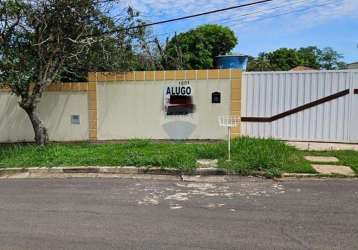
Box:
(214, 54, 249, 71)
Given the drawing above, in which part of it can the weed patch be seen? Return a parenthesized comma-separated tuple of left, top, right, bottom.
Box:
(219, 137, 314, 177)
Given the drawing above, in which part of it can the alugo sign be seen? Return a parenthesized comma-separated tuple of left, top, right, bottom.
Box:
(165, 80, 192, 96)
(164, 80, 195, 115)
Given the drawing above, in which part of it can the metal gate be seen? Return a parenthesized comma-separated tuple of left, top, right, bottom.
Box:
(241, 70, 358, 143)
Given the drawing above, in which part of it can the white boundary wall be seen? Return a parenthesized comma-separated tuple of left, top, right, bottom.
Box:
(0, 92, 89, 142)
(97, 79, 231, 140)
(241, 70, 358, 143)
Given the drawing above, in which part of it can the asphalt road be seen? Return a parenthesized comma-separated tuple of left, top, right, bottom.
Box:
(0, 177, 357, 250)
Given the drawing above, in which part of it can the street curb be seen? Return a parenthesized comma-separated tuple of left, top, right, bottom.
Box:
(281, 173, 358, 178)
(0, 166, 213, 177)
(0, 167, 356, 179)
(281, 173, 319, 178)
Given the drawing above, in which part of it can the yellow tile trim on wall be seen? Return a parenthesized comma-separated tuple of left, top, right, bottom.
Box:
(0, 83, 88, 92)
(230, 72, 242, 138)
(93, 69, 242, 82)
(87, 79, 97, 141)
(48, 83, 89, 91)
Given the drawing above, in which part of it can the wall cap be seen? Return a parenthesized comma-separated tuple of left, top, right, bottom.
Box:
(91, 69, 242, 82)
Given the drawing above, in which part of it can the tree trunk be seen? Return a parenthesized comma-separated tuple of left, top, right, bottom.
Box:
(22, 106, 49, 146)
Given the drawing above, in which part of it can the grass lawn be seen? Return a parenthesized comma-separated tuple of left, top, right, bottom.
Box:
(302, 150, 358, 174)
(0, 137, 316, 177)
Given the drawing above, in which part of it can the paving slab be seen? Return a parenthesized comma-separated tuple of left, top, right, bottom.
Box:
(196, 159, 218, 168)
(304, 156, 339, 163)
(312, 165, 355, 176)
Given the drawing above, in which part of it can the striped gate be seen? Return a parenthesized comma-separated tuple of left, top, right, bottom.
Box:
(241, 70, 358, 143)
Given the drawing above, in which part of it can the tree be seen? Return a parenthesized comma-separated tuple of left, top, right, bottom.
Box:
(248, 49, 301, 71)
(297, 46, 321, 69)
(318, 47, 345, 70)
(0, 0, 145, 145)
(247, 53, 271, 71)
(162, 24, 237, 70)
(61, 5, 150, 82)
(247, 46, 346, 71)
(266, 48, 302, 71)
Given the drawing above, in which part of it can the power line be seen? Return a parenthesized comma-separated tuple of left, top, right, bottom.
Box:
(223, 0, 340, 26)
(125, 0, 274, 31)
(144, 0, 298, 40)
(148, 0, 339, 41)
(228, 0, 340, 28)
(217, 0, 309, 25)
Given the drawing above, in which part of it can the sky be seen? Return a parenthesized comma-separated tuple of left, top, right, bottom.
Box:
(118, 0, 358, 63)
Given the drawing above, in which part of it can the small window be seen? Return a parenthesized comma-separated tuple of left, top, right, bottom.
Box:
(71, 115, 80, 125)
(212, 92, 221, 104)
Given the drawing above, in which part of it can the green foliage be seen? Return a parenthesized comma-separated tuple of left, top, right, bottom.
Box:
(248, 46, 345, 71)
(246, 54, 270, 71)
(163, 24, 238, 70)
(297, 46, 321, 69)
(61, 9, 148, 82)
(219, 137, 313, 177)
(0, 1, 148, 84)
(0, 137, 314, 177)
(269, 48, 302, 71)
(318, 47, 345, 70)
